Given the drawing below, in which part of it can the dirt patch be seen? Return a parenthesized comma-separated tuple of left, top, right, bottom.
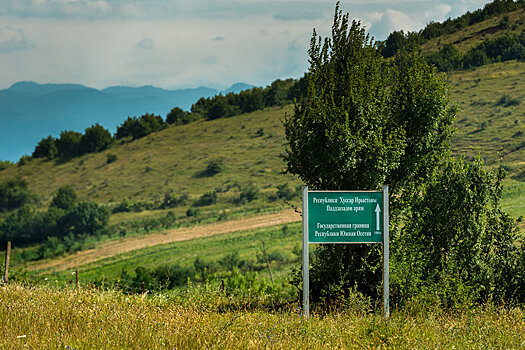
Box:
(28, 209, 301, 272)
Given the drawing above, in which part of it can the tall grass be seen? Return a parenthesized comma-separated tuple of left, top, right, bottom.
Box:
(1, 283, 525, 349)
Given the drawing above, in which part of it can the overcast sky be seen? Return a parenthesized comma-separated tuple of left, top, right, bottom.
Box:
(0, 0, 492, 90)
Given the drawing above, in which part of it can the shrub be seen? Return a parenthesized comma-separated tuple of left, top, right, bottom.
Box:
(50, 185, 77, 211)
(80, 123, 113, 154)
(0, 178, 35, 212)
(239, 184, 259, 203)
(17, 154, 31, 166)
(32, 136, 58, 159)
(106, 153, 118, 164)
(186, 207, 200, 217)
(203, 159, 226, 176)
(194, 191, 218, 206)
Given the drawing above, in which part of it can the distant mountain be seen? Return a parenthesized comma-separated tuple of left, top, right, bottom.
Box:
(0, 81, 250, 161)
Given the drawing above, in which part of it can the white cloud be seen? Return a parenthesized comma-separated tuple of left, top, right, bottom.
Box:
(136, 38, 154, 50)
(0, 26, 34, 53)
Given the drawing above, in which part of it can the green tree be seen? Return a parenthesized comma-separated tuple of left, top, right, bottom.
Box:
(166, 107, 192, 125)
(80, 123, 113, 154)
(0, 178, 35, 212)
(393, 158, 522, 306)
(283, 5, 455, 302)
(55, 130, 82, 160)
(50, 185, 77, 211)
(61, 202, 110, 236)
(32, 136, 58, 159)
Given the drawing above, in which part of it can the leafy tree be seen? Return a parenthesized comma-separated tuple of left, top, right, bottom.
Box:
(50, 185, 77, 211)
(80, 123, 113, 154)
(55, 130, 82, 160)
(392, 158, 522, 305)
(166, 107, 192, 125)
(283, 5, 455, 302)
(32, 136, 58, 159)
(61, 202, 110, 236)
(0, 178, 35, 212)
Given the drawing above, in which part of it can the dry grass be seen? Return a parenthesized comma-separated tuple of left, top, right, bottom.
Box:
(2, 283, 525, 349)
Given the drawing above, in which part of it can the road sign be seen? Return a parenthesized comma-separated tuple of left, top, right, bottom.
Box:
(307, 191, 383, 244)
(302, 186, 389, 319)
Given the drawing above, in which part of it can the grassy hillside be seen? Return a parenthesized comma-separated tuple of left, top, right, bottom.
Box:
(421, 8, 525, 54)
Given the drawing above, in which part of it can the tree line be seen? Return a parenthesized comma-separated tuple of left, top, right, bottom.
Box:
(24, 78, 307, 164)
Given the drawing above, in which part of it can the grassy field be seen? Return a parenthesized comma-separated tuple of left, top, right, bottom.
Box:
(421, 8, 525, 54)
(2, 283, 525, 349)
(17, 221, 303, 288)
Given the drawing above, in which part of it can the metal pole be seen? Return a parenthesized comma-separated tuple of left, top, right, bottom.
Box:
(302, 185, 309, 318)
(382, 185, 390, 319)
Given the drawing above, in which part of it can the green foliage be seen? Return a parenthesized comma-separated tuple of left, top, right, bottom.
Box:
(106, 153, 118, 164)
(116, 113, 166, 140)
(17, 154, 31, 166)
(284, 5, 455, 304)
(56, 130, 83, 160)
(32, 136, 58, 159)
(0, 160, 14, 171)
(166, 107, 193, 125)
(194, 191, 218, 207)
(0, 178, 35, 212)
(80, 123, 113, 153)
(219, 251, 245, 271)
(202, 158, 226, 176)
(50, 185, 78, 211)
(420, 0, 525, 42)
(239, 184, 259, 203)
(392, 157, 523, 306)
(428, 31, 525, 72)
(62, 202, 110, 236)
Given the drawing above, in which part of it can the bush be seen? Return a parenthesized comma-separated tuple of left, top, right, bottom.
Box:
(0, 178, 35, 212)
(80, 123, 113, 154)
(18, 154, 31, 166)
(202, 159, 226, 176)
(239, 184, 259, 203)
(186, 207, 200, 217)
(32, 136, 57, 159)
(392, 157, 522, 306)
(50, 185, 77, 211)
(106, 153, 118, 164)
(194, 191, 218, 206)
(0, 160, 14, 171)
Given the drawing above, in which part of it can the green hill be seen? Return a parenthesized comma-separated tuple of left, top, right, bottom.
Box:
(0, 2, 524, 283)
(421, 8, 525, 54)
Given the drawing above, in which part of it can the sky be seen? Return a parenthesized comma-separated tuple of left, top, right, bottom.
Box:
(0, 0, 493, 91)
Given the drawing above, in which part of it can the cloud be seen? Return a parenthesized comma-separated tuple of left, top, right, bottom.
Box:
(273, 8, 325, 21)
(212, 36, 225, 41)
(368, 9, 421, 40)
(0, 26, 34, 53)
(136, 38, 154, 50)
(201, 56, 218, 65)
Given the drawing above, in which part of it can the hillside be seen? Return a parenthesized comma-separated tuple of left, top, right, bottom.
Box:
(421, 8, 525, 54)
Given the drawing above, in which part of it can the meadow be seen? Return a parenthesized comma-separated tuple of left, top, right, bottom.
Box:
(1, 283, 525, 349)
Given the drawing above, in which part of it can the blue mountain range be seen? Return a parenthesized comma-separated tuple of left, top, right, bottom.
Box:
(0, 81, 253, 161)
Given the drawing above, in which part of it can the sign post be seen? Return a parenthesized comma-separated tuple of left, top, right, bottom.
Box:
(302, 186, 389, 318)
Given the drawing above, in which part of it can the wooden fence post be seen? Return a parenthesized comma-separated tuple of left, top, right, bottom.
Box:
(3, 241, 11, 284)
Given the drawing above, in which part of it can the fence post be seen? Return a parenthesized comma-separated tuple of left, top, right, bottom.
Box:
(3, 241, 11, 284)
(75, 268, 79, 287)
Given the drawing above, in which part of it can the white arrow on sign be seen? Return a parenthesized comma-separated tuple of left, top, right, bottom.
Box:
(375, 204, 381, 231)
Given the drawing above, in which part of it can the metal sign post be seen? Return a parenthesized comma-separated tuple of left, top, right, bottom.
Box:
(302, 186, 389, 319)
